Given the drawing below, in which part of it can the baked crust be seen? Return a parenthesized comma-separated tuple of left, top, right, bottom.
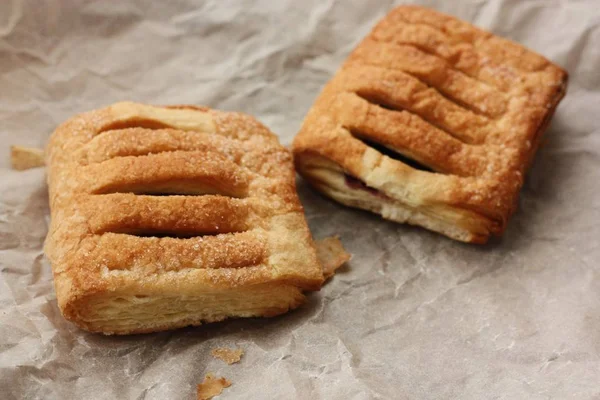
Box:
(45, 102, 324, 334)
(293, 5, 568, 243)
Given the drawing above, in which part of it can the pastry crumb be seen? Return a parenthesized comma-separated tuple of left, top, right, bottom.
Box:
(197, 374, 231, 400)
(10, 146, 45, 171)
(315, 236, 351, 279)
(211, 347, 244, 364)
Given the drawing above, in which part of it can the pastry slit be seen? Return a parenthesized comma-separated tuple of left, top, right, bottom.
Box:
(102, 230, 235, 239)
(80, 151, 249, 198)
(346, 127, 434, 172)
(387, 8, 550, 73)
(120, 192, 211, 197)
(98, 118, 172, 134)
(351, 42, 508, 118)
(372, 37, 503, 92)
(339, 95, 482, 177)
(343, 67, 490, 144)
(91, 102, 217, 138)
(359, 59, 502, 118)
(354, 91, 399, 112)
(91, 180, 246, 198)
(371, 23, 519, 92)
(354, 90, 476, 145)
(429, 83, 497, 119)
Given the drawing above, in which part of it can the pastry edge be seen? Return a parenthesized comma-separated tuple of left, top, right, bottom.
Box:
(54, 273, 306, 335)
(294, 152, 497, 244)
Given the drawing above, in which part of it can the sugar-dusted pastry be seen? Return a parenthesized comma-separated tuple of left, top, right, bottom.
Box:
(293, 6, 568, 243)
(45, 102, 324, 334)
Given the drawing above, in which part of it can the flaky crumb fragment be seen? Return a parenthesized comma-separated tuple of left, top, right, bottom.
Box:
(315, 236, 351, 279)
(197, 374, 231, 400)
(211, 347, 244, 364)
(10, 146, 45, 170)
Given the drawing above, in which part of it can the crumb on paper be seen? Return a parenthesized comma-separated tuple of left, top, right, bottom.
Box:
(10, 145, 45, 171)
(197, 374, 231, 400)
(315, 236, 351, 280)
(211, 347, 244, 364)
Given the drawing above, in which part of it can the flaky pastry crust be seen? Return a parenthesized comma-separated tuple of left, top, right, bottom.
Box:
(293, 6, 568, 243)
(45, 102, 324, 334)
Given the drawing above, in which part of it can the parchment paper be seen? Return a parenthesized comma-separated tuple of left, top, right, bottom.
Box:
(1, 1, 599, 399)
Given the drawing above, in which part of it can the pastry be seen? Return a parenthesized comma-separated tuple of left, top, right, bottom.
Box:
(293, 5, 568, 243)
(211, 347, 244, 364)
(10, 145, 45, 170)
(197, 374, 231, 400)
(45, 102, 324, 334)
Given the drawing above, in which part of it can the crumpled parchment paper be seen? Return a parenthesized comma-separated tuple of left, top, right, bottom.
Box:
(1, 1, 599, 399)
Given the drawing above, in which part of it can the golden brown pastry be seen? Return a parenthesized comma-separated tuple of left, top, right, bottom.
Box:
(45, 102, 324, 334)
(293, 5, 568, 243)
(211, 347, 244, 364)
(10, 145, 45, 170)
(197, 374, 231, 400)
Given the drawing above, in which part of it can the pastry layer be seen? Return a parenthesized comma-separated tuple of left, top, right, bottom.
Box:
(58, 281, 305, 335)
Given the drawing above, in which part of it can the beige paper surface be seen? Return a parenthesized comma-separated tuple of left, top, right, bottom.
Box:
(1, 1, 599, 399)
